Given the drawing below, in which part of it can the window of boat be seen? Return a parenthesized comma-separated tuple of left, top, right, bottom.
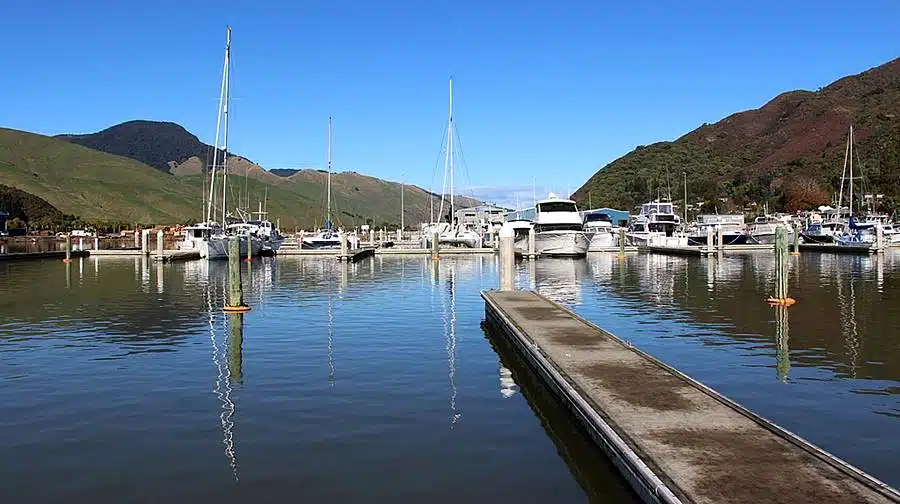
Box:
(538, 202, 577, 213)
(660, 204, 672, 214)
(535, 223, 584, 232)
(584, 213, 612, 223)
(193, 229, 202, 238)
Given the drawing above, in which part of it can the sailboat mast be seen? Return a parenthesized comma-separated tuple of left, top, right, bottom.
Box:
(220, 26, 232, 227)
(448, 78, 454, 226)
(400, 172, 405, 231)
(206, 26, 230, 224)
(849, 125, 854, 217)
(327, 117, 333, 228)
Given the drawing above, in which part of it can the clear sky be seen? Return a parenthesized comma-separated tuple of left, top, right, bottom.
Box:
(1, 0, 898, 207)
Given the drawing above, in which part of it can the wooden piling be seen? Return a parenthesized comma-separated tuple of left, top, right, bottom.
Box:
(768, 226, 795, 305)
(78, 237, 84, 252)
(618, 228, 626, 258)
(499, 225, 515, 291)
(431, 230, 440, 257)
(134, 229, 140, 249)
(156, 230, 164, 260)
(876, 224, 885, 253)
(244, 234, 252, 263)
(775, 305, 791, 383)
(716, 226, 724, 251)
(224, 236, 251, 312)
(94, 236, 100, 251)
(792, 223, 801, 256)
(63, 234, 72, 263)
(706, 226, 714, 254)
(527, 227, 536, 260)
(141, 229, 149, 255)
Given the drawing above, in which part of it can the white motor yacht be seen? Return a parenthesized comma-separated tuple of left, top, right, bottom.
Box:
(514, 194, 592, 257)
(582, 211, 620, 250)
(626, 200, 680, 246)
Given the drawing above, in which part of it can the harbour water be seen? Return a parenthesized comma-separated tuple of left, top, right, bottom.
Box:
(0, 252, 898, 502)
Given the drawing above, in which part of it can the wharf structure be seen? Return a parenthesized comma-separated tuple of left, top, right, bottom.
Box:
(482, 287, 900, 504)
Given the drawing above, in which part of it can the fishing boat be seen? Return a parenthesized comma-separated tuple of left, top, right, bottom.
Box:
(514, 194, 592, 257)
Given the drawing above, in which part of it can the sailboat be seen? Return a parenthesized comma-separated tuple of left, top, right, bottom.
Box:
(422, 78, 482, 249)
(178, 26, 261, 259)
(303, 117, 352, 249)
(834, 125, 878, 246)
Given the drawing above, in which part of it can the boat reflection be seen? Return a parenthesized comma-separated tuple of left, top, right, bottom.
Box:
(530, 258, 587, 307)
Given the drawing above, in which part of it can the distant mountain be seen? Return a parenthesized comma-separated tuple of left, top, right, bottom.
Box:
(56, 120, 225, 173)
(2, 126, 481, 230)
(573, 58, 900, 213)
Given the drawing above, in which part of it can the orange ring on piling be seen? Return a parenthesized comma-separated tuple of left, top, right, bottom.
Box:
(790, 252, 800, 256)
(223, 305, 252, 313)
(766, 297, 796, 306)
(243, 258, 252, 263)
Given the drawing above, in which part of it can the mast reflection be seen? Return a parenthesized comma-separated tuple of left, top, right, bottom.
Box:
(208, 278, 239, 481)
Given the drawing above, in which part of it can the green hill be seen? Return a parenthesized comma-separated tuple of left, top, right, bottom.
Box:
(0, 127, 479, 230)
(573, 57, 900, 214)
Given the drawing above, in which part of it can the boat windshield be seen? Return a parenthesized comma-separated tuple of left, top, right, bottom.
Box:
(538, 201, 577, 213)
(584, 213, 613, 223)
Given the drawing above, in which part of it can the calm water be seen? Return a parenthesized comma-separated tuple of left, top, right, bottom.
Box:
(1, 252, 898, 502)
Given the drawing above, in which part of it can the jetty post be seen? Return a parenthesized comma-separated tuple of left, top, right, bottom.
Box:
(768, 226, 795, 305)
(224, 236, 251, 312)
(369, 229, 375, 246)
(78, 237, 84, 252)
(876, 223, 884, 253)
(244, 236, 252, 263)
(527, 227, 536, 260)
(94, 235, 100, 251)
(618, 228, 626, 258)
(299, 230, 305, 248)
(706, 226, 714, 254)
(141, 229, 150, 255)
(431, 230, 440, 257)
(63, 233, 72, 263)
(397, 229, 402, 242)
(792, 223, 800, 256)
(716, 225, 724, 252)
(499, 224, 515, 291)
(156, 230, 164, 261)
(134, 229, 140, 249)
(339, 232, 348, 261)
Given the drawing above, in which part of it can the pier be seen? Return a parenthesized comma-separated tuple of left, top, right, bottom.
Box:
(482, 290, 900, 504)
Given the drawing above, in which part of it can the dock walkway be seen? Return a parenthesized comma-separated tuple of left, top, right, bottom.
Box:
(482, 290, 899, 504)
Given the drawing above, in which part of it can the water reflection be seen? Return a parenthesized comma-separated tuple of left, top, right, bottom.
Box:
(529, 259, 586, 307)
(208, 280, 240, 481)
(774, 306, 790, 383)
(442, 262, 460, 426)
(482, 321, 640, 503)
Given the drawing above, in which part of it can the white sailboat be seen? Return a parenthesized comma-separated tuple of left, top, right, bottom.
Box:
(422, 78, 482, 249)
(303, 117, 354, 249)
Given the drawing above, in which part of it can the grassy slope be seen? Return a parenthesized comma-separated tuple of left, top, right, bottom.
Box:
(1, 128, 482, 228)
(0, 128, 199, 223)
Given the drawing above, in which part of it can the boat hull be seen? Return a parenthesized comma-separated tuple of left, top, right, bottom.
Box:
(516, 231, 592, 257)
(200, 235, 262, 260)
(800, 233, 835, 244)
(687, 233, 754, 246)
(587, 230, 618, 250)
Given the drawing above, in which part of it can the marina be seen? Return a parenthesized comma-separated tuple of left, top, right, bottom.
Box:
(1, 250, 899, 503)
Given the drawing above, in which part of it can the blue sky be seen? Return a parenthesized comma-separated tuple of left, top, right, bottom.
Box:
(1, 0, 898, 207)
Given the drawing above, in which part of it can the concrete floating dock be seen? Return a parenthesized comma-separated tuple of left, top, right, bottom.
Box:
(0, 250, 89, 262)
(640, 244, 775, 256)
(589, 246, 639, 253)
(482, 290, 900, 504)
(376, 247, 496, 255)
(799, 243, 877, 254)
(337, 247, 375, 262)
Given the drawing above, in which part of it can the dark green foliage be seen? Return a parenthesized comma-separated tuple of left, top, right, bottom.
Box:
(573, 58, 900, 215)
(56, 120, 227, 173)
